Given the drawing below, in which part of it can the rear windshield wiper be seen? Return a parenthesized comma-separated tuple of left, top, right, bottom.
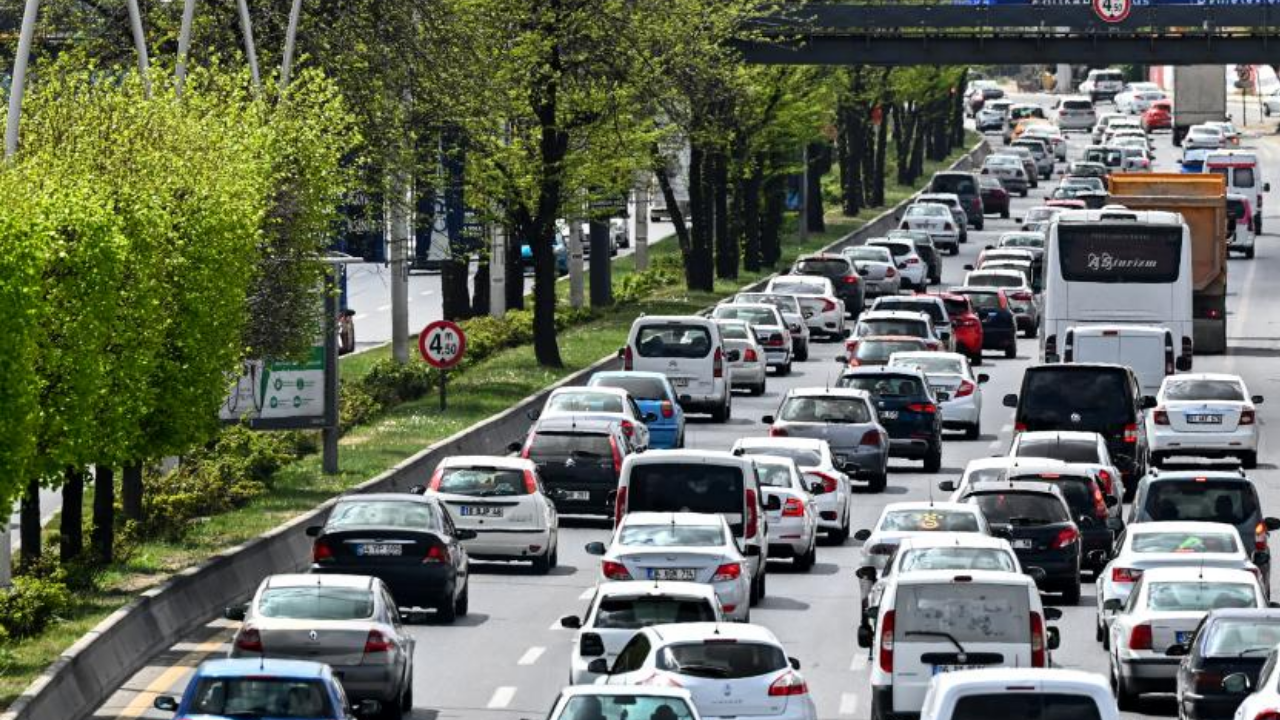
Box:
(904, 630, 967, 654)
(670, 663, 730, 678)
(1240, 647, 1273, 656)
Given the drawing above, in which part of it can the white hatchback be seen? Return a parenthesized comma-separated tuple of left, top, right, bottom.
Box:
(764, 275, 846, 340)
(1148, 373, 1264, 469)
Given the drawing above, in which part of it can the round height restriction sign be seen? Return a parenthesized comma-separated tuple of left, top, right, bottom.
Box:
(1093, 0, 1131, 24)
(419, 320, 467, 369)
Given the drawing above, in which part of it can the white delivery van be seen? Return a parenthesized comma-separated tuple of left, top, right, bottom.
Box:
(920, 668, 1120, 720)
(861, 569, 1061, 720)
(1062, 324, 1180, 396)
(623, 316, 732, 421)
(1204, 150, 1269, 233)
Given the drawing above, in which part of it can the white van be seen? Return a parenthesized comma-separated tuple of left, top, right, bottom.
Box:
(1062, 324, 1180, 396)
(862, 570, 1061, 720)
(624, 316, 731, 421)
(615, 450, 770, 602)
(920, 668, 1119, 720)
(1204, 150, 1269, 232)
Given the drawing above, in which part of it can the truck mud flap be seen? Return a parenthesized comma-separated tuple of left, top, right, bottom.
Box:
(1193, 318, 1226, 354)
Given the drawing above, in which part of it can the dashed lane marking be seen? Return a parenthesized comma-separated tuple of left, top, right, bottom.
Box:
(849, 652, 868, 671)
(517, 646, 546, 665)
(839, 692, 859, 716)
(578, 587, 595, 600)
(376, 304, 391, 312)
(487, 686, 518, 709)
(118, 637, 226, 718)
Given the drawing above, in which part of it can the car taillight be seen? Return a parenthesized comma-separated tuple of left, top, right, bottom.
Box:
(609, 436, 623, 476)
(521, 433, 533, 459)
(764, 334, 784, 347)
(880, 610, 895, 673)
(782, 497, 805, 517)
(1030, 612, 1046, 667)
(713, 347, 724, 378)
(1051, 526, 1079, 549)
(745, 489, 759, 539)
(1129, 623, 1153, 650)
(906, 257, 920, 265)
(1192, 670, 1225, 694)
(235, 626, 263, 653)
(1011, 291, 1033, 302)
(602, 560, 632, 580)
(423, 544, 450, 564)
(523, 469, 539, 494)
(1093, 488, 1109, 520)
(1241, 409, 1256, 425)
(907, 402, 937, 414)
(712, 562, 742, 581)
(1112, 567, 1142, 583)
(620, 420, 635, 438)
(955, 380, 976, 398)
(580, 632, 606, 657)
(821, 299, 837, 312)
(1123, 423, 1138, 443)
(1098, 469, 1114, 496)
(1256, 522, 1268, 552)
(1014, 422, 1027, 432)
(427, 467, 444, 491)
(845, 339, 859, 355)
(943, 223, 954, 231)
(1153, 409, 1169, 425)
(885, 267, 897, 277)
(810, 472, 839, 494)
(312, 539, 334, 563)
(770, 426, 788, 437)
(624, 345, 634, 371)
(661, 400, 674, 419)
(743, 348, 758, 363)
(614, 486, 628, 526)
(363, 629, 393, 655)
(860, 430, 881, 447)
(768, 671, 809, 697)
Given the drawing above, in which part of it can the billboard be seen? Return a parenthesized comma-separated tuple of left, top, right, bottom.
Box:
(220, 345, 327, 429)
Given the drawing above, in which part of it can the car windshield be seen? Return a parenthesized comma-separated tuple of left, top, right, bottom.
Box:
(1147, 582, 1257, 612)
(753, 462, 798, 488)
(847, 247, 892, 263)
(1013, 438, 1100, 464)
(949, 694, 1102, 720)
(1145, 480, 1259, 524)
(1131, 531, 1239, 554)
(743, 447, 823, 468)
(856, 339, 926, 363)
(636, 325, 713, 359)
(770, 279, 827, 295)
(896, 583, 1030, 643)
(437, 467, 530, 497)
(778, 397, 871, 424)
(1001, 235, 1044, 248)
(899, 547, 1016, 573)
(970, 493, 1068, 525)
(1019, 368, 1132, 427)
(795, 259, 849, 276)
(714, 306, 777, 325)
(860, 319, 927, 337)
(188, 678, 334, 718)
(891, 356, 963, 375)
(931, 175, 977, 195)
(1163, 379, 1245, 402)
(593, 376, 668, 402)
(257, 587, 375, 620)
(618, 524, 724, 547)
(875, 300, 946, 324)
(548, 391, 624, 414)
(327, 500, 441, 531)
(1201, 620, 1280, 657)
(557, 696, 697, 720)
(593, 597, 717, 630)
(881, 509, 980, 532)
(837, 374, 925, 398)
(627, 464, 745, 516)
(657, 642, 788, 679)
(967, 272, 1023, 289)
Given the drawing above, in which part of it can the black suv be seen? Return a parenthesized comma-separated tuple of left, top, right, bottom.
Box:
(515, 416, 635, 516)
(793, 253, 865, 317)
(1004, 363, 1154, 500)
(836, 366, 942, 472)
(927, 172, 985, 230)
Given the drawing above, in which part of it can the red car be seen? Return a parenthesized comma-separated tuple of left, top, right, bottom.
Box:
(1141, 100, 1172, 132)
(928, 292, 984, 365)
(978, 175, 1010, 219)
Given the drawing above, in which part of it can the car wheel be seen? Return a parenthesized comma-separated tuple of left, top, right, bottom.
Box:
(1004, 342, 1017, 359)
(1246, 246, 1257, 260)
(796, 541, 817, 572)
(796, 342, 809, 362)
(1022, 325, 1036, 339)
(1001, 208, 1010, 219)
(1061, 577, 1081, 605)
(749, 574, 761, 606)
(868, 472, 887, 493)
(758, 568, 767, 599)
(710, 397, 728, 423)
(963, 422, 980, 441)
(437, 587, 458, 624)
(1020, 189, 1028, 198)
(1242, 451, 1259, 469)
(831, 512, 851, 544)
(780, 361, 792, 376)
(1114, 658, 1141, 711)
(974, 219, 984, 231)
(1150, 451, 1164, 467)
(1096, 617, 1105, 643)
(454, 582, 469, 617)
(532, 547, 553, 574)
(1267, 105, 1274, 117)
(753, 380, 766, 396)
(381, 697, 405, 720)
(923, 443, 942, 473)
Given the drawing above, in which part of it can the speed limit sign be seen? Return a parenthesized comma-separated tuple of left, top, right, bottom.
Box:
(418, 320, 467, 369)
(1093, 0, 1131, 24)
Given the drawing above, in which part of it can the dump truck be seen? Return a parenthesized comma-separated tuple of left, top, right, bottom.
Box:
(1108, 173, 1229, 354)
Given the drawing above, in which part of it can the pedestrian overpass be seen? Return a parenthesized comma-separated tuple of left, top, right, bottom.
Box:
(740, 4, 1280, 65)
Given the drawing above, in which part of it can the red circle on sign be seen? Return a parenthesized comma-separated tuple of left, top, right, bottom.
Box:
(1093, 0, 1131, 23)
(419, 320, 467, 369)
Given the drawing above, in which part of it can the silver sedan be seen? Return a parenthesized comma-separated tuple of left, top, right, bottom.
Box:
(760, 387, 889, 495)
(843, 245, 902, 298)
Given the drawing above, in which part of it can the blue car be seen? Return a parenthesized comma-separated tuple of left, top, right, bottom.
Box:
(587, 370, 685, 449)
(153, 658, 373, 719)
(521, 230, 569, 276)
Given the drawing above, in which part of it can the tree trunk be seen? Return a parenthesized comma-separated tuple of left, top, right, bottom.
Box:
(503, 219, 523, 312)
(908, 111, 927, 181)
(654, 152, 694, 284)
(951, 69, 969, 148)
(894, 103, 913, 186)
(873, 102, 890, 206)
(713, 149, 736, 280)
(440, 254, 471, 320)
(93, 465, 114, 564)
(742, 162, 763, 273)
(122, 463, 143, 522)
(471, 254, 490, 317)
(806, 140, 831, 234)
(19, 479, 40, 568)
(761, 167, 786, 267)
(61, 467, 84, 563)
(687, 142, 715, 291)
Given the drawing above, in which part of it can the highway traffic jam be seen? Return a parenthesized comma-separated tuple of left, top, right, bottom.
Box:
(143, 74, 1280, 720)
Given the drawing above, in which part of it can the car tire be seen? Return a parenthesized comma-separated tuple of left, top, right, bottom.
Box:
(710, 397, 729, 423)
(1022, 325, 1036, 339)
(1096, 618, 1105, 643)
(751, 380, 766, 396)
(533, 547, 553, 574)
(1005, 342, 1017, 359)
(796, 542, 817, 572)
(796, 342, 809, 362)
(1242, 451, 1259, 469)
(749, 574, 760, 606)
(868, 472, 887, 493)
(963, 422, 980, 441)
(1151, 451, 1164, 467)
(758, 568, 767, 599)
(923, 444, 942, 473)
(381, 698, 405, 720)
(831, 512, 851, 544)
(1001, 208, 1010, 219)
(1020, 189, 1028, 198)
(1061, 577, 1081, 605)
(437, 587, 458, 624)
(1267, 105, 1274, 117)
(974, 219, 984, 231)
(1246, 246, 1256, 260)
(454, 582, 469, 618)
(780, 361, 792, 376)
(1114, 660, 1140, 711)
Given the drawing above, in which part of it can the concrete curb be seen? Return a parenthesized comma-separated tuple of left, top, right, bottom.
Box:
(2, 136, 990, 720)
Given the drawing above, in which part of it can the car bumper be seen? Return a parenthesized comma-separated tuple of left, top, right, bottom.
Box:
(806, 313, 844, 336)
(763, 347, 792, 368)
(888, 437, 933, 459)
(334, 663, 401, 702)
(980, 325, 1016, 349)
(864, 277, 902, 296)
(814, 490, 848, 529)
(545, 484, 616, 516)
(1117, 655, 1181, 687)
(1013, 549, 1077, 586)
(676, 390, 728, 414)
(730, 363, 767, 388)
(1181, 692, 1249, 720)
(312, 563, 453, 609)
(713, 578, 751, 620)
(767, 516, 813, 555)
(461, 527, 553, 560)
(1149, 426, 1258, 454)
(647, 424, 682, 450)
(939, 398, 980, 426)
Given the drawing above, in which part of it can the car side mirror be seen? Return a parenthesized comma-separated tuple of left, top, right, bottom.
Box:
(1266, 517, 1280, 532)
(153, 696, 179, 712)
(644, 412, 659, 423)
(977, 374, 990, 384)
(1175, 356, 1193, 372)
(224, 604, 247, 622)
(507, 441, 524, 454)
(963, 264, 974, 271)
(1166, 643, 1189, 657)
(455, 529, 478, 541)
(560, 615, 582, 629)
(526, 408, 542, 422)
(617, 347, 625, 359)
(1223, 673, 1252, 694)
(984, 245, 994, 250)
(726, 349, 741, 363)
(938, 480, 956, 492)
(1047, 626, 1060, 650)
(1103, 598, 1124, 612)
(1003, 393, 1019, 408)
(761, 415, 775, 424)
(809, 481, 825, 494)
(1024, 566, 1047, 582)
(789, 657, 801, 671)
(1043, 607, 1062, 622)
(305, 525, 322, 538)
(585, 541, 607, 556)
(835, 356, 850, 365)
(1141, 395, 1158, 410)
(1266, 183, 1272, 192)
(856, 566, 878, 582)
(1252, 395, 1265, 405)
(408, 484, 426, 495)
(853, 529, 872, 542)
(765, 495, 782, 512)
(857, 625, 874, 648)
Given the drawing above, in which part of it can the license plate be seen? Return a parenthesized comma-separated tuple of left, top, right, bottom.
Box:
(1187, 414, 1223, 424)
(564, 491, 590, 501)
(933, 664, 984, 676)
(880, 410, 899, 420)
(1012, 538, 1033, 549)
(1176, 631, 1192, 644)
(649, 568, 697, 581)
(357, 543, 402, 557)
(460, 506, 503, 518)
(671, 378, 689, 388)
(935, 392, 951, 402)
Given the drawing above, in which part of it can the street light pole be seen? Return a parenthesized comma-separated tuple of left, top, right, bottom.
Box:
(236, 0, 262, 92)
(175, 0, 198, 96)
(280, 0, 304, 89)
(5, 0, 40, 160)
(124, 0, 151, 96)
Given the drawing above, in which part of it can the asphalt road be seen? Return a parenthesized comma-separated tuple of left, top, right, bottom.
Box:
(93, 97, 1280, 720)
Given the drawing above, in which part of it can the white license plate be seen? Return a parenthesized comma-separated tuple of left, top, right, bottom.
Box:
(671, 378, 689, 388)
(358, 543, 402, 557)
(460, 506, 503, 518)
(933, 664, 985, 676)
(649, 568, 697, 581)
(564, 491, 590, 501)
(880, 410, 899, 420)
(1187, 414, 1223, 424)
(1012, 538, 1033, 549)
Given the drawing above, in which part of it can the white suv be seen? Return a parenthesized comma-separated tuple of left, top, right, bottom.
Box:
(1080, 68, 1126, 103)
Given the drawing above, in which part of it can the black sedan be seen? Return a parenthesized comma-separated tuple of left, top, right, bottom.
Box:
(1173, 609, 1280, 720)
(309, 493, 473, 623)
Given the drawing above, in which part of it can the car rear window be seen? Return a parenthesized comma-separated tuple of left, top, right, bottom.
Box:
(1145, 480, 1259, 524)
(327, 500, 442, 531)
(437, 467, 531, 497)
(529, 431, 613, 459)
(770, 278, 827, 295)
(618, 524, 724, 547)
(1013, 438, 1101, 464)
(899, 547, 1016, 573)
(837, 374, 926, 398)
(778, 397, 871, 424)
(714, 306, 777, 326)
(188, 678, 334, 717)
(1063, 99, 1094, 111)
(795, 258, 850, 276)
(627, 464, 745, 516)
(951, 694, 1102, 720)
(739, 294, 801, 314)
(872, 243, 912, 260)
(896, 583, 1030, 644)
(258, 587, 375, 620)
(1146, 582, 1257, 612)
(548, 391, 624, 414)
(754, 462, 797, 488)
(657, 641, 788, 679)
(1019, 368, 1133, 427)
(1201, 619, 1280, 657)
(960, 291, 1000, 310)
(560, 696, 697, 720)
(892, 356, 963, 375)
(636, 325, 712, 359)
(1001, 236, 1045, 249)
(743, 447, 823, 468)
(930, 175, 977, 195)
(856, 340, 925, 363)
(1131, 531, 1239, 554)
(1163, 378, 1244, 402)
(859, 319, 928, 337)
(594, 596, 718, 629)
(847, 247, 892, 263)
(969, 492, 1068, 525)
(593, 376, 668, 402)
(717, 322, 749, 341)
(967, 272, 1023, 288)
(941, 297, 972, 317)
(1009, 474, 1094, 517)
(880, 509, 980, 532)
(874, 300, 947, 324)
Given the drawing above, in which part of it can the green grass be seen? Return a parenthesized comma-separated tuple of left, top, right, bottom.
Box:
(0, 136, 981, 710)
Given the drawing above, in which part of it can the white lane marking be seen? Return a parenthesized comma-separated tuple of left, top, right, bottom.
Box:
(578, 587, 595, 600)
(549, 619, 567, 631)
(487, 687, 517, 709)
(839, 692, 859, 716)
(517, 646, 546, 665)
(987, 439, 1002, 452)
(376, 304, 391, 312)
(1001, 423, 1013, 433)
(850, 653, 868, 671)
(354, 314, 369, 321)
(420, 290, 434, 296)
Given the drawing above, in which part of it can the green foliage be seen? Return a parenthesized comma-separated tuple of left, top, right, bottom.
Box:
(614, 267, 681, 306)
(0, 573, 71, 640)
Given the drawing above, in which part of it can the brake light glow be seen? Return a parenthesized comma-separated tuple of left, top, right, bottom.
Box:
(768, 671, 809, 697)
(423, 544, 450, 564)
(609, 436, 623, 476)
(312, 539, 334, 563)
(1256, 522, 1269, 552)
(620, 420, 635, 438)
(782, 498, 806, 517)
(880, 610, 895, 673)
(1252, 710, 1280, 720)
(744, 348, 758, 363)
(712, 562, 742, 581)
(907, 402, 937, 414)
(1153, 410, 1169, 425)
(1014, 422, 1027, 432)
(821, 299, 837, 312)
(713, 347, 724, 379)
(614, 486, 628, 526)
(955, 380, 976, 398)
(1030, 612, 1046, 667)
(769, 426, 788, 437)
(661, 401, 674, 419)
(745, 489, 759, 539)
(842, 275, 860, 285)
(810, 472, 839, 494)
(520, 434, 533, 459)
(363, 629, 393, 655)
(1112, 567, 1142, 583)
(885, 267, 896, 277)
(1129, 623, 1153, 650)
(906, 257, 920, 265)
(1098, 469, 1114, 495)
(1123, 423, 1139, 443)
(1241, 410, 1256, 425)
(1051, 526, 1079, 549)
(235, 627, 263, 653)
(602, 560, 632, 580)
(1093, 487, 1109, 520)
